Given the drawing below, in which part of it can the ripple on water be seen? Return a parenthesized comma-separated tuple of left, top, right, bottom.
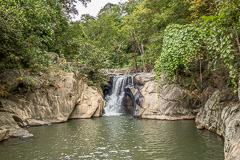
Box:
(0, 116, 224, 160)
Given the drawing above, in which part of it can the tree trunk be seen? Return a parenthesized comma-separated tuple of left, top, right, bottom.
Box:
(234, 26, 240, 53)
(200, 55, 202, 90)
(134, 54, 138, 72)
(141, 43, 145, 71)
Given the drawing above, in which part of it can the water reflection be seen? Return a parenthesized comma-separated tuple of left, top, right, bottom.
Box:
(0, 116, 223, 160)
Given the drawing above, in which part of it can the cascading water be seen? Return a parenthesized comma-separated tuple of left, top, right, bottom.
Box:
(104, 75, 134, 116)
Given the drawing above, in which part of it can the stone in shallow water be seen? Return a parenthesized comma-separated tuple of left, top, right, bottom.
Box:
(9, 127, 33, 139)
(26, 119, 51, 126)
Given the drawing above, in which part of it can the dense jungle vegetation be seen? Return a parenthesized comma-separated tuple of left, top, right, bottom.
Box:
(0, 0, 240, 93)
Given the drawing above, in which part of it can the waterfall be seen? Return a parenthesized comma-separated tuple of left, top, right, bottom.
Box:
(104, 75, 134, 116)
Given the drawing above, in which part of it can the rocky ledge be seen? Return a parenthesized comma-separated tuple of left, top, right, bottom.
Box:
(0, 69, 105, 141)
(128, 72, 196, 120)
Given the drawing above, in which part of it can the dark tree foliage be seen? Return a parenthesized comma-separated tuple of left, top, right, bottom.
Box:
(0, 0, 90, 69)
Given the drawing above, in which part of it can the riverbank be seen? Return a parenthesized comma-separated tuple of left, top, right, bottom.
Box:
(0, 69, 105, 141)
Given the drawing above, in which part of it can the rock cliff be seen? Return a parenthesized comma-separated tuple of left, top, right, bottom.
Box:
(131, 72, 196, 120)
(196, 90, 240, 160)
(0, 70, 105, 141)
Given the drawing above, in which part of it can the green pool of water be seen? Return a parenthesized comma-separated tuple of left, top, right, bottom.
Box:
(0, 116, 224, 160)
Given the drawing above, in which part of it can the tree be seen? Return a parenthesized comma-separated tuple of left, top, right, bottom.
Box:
(0, 0, 91, 69)
(0, 0, 60, 68)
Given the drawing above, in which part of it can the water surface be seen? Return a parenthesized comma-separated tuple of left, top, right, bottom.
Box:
(0, 116, 224, 160)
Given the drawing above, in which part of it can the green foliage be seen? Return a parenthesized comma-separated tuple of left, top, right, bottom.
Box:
(155, 13, 238, 88)
(121, 0, 191, 70)
(79, 3, 131, 69)
(0, 0, 62, 68)
(0, 0, 91, 69)
(155, 24, 201, 79)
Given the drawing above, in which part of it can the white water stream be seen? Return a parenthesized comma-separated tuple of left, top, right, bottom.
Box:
(104, 75, 134, 116)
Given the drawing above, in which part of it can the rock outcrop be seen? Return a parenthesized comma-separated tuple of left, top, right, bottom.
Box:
(1, 72, 81, 126)
(69, 84, 105, 119)
(134, 72, 240, 159)
(132, 72, 195, 120)
(0, 70, 105, 141)
(196, 90, 240, 160)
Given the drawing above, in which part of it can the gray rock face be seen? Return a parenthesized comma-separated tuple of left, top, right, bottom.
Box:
(132, 72, 195, 120)
(0, 70, 105, 141)
(196, 90, 240, 160)
(140, 82, 195, 120)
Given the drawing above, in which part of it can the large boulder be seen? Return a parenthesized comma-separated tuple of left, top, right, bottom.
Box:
(69, 84, 105, 119)
(134, 72, 156, 85)
(139, 81, 195, 120)
(196, 90, 240, 160)
(133, 72, 195, 120)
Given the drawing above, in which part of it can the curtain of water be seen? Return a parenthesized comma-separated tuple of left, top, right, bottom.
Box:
(104, 75, 134, 116)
